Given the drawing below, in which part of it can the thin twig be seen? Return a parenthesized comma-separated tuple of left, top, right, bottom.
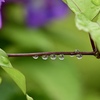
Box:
(89, 34, 97, 52)
(89, 34, 100, 58)
(7, 51, 95, 57)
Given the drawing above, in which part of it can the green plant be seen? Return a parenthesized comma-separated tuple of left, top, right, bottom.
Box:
(0, 49, 33, 100)
(1, 0, 100, 100)
(63, 0, 100, 58)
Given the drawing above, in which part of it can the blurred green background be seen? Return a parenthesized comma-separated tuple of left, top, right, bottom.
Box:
(0, 2, 100, 100)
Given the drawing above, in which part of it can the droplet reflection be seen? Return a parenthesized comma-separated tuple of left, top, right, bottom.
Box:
(70, 54, 74, 57)
(42, 55, 48, 60)
(75, 49, 80, 53)
(50, 54, 56, 60)
(75, 49, 83, 59)
(76, 54, 83, 59)
(59, 54, 64, 60)
(32, 55, 38, 59)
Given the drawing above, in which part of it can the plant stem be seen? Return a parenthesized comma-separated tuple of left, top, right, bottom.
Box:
(89, 34, 97, 52)
(7, 51, 95, 57)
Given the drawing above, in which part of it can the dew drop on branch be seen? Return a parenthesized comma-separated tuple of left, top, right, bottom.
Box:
(75, 49, 80, 53)
(42, 55, 48, 60)
(50, 54, 56, 60)
(59, 54, 64, 60)
(75, 49, 83, 60)
(70, 54, 74, 57)
(76, 54, 83, 59)
(32, 55, 38, 59)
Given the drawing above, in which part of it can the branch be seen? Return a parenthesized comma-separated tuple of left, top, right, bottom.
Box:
(89, 33, 100, 58)
(7, 51, 95, 57)
(89, 33, 97, 52)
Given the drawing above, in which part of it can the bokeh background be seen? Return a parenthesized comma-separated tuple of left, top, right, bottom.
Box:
(0, 0, 100, 100)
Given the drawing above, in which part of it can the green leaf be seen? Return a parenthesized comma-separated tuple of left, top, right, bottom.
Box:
(91, 0, 100, 6)
(0, 48, 33, 100)
(63, 0, 100, 52)
(26, 94, 33, 100)
(97, 13, 100, 25)
(1, 67, 26, 94)
(75, 13, 90, 32)
(64, 0, 100, 20)
(75, 13, 100, 51)
(62, 0, 67, 4)
(0, 49, 12, 68)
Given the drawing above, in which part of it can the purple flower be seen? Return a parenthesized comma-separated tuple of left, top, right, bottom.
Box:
(0, 0, 4, 28)
(0, 0, 4, 6)
(23, 0, 68, 27)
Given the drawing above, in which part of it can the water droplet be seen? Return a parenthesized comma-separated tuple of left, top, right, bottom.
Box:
(32, 55, 38, 59)
(59, 54, 64, 60)
(76, 54, 83, 59)
(50, 54, 56, 60)
(75, 49, 82, 59)
(70, 54, 74, 57)
(75, 49, 80, 53)
(42, 55, 48, 60)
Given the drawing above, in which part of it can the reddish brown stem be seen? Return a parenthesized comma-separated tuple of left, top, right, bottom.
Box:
(89, 34, 97, 52)
(7, 51, 95, 57)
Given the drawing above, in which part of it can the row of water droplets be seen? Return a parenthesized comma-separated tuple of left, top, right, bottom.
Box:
(32, 54, 64, 60)
(32, 49, 83, 60)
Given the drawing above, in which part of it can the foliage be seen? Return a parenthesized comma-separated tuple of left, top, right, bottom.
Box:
(0, 1, 100, 100)
(0, 3, 83, 99)
(0, 49, 33, 100)
(63, 0, 100, 51)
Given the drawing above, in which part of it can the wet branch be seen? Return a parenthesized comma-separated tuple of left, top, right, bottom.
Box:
(7, 51, 95, 57)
